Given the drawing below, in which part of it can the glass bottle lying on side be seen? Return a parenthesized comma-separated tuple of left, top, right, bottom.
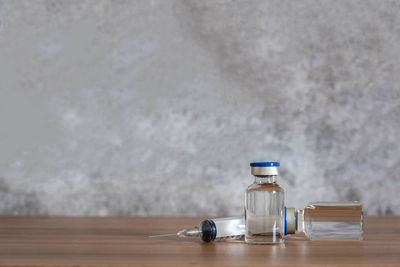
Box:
(150, 201, 363, 242)
(286, 201, 363, 240)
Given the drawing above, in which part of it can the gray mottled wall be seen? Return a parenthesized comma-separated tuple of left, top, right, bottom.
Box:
(0, 0, 399, 216)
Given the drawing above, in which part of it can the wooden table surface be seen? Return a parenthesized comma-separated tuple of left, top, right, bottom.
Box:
(0, 216, 399, 266)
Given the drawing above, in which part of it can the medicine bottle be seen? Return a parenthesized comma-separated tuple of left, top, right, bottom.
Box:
(245, 162, 284, 244)
(285, 201, 363, 240)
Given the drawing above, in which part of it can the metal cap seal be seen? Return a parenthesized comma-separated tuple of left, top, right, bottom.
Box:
(286, 208, 295, 234)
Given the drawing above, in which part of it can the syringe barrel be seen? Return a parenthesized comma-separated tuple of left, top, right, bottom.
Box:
(200, 217, 245, 242)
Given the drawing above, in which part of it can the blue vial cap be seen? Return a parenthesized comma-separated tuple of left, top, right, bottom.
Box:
(250, 162, 280, 167)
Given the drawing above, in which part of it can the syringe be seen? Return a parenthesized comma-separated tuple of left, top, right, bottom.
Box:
(149, 217, 245, 242)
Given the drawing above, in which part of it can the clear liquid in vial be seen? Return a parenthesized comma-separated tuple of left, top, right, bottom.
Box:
(302, 201, 363, 240)
(245, 182, 284, 244)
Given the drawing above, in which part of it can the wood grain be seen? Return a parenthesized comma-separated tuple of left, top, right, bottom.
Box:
(0, 216, 399, 266)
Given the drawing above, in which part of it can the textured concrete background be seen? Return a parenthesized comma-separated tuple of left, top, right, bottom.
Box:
(0, 0, 399, 216)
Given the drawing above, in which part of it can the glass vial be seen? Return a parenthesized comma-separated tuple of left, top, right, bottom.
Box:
(245, 162, 285, 244)
(286, 201, 363, 240)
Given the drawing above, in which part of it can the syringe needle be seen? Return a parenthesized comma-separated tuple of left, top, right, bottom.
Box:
(148, 233, 177, 238)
